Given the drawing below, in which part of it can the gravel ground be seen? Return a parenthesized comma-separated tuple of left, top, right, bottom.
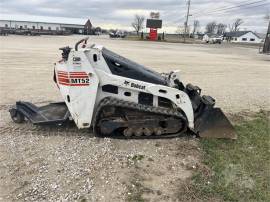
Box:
(0, 109, 200, 201)
(0, 35, 269, 201)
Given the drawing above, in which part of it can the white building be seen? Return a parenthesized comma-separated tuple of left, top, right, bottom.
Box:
(224, 31, 263, 43)
(1, 20, 60, 31)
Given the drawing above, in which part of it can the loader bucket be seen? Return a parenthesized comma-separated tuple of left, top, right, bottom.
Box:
(194, 107, 237, 139)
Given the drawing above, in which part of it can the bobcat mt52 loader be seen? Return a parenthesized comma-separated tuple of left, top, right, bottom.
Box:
(9, 37, 236, 139)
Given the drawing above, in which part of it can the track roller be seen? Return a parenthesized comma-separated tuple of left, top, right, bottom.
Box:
(135, 128, 143, 137)
(123, 128, 133, 137)
(144, 128, 153, 136)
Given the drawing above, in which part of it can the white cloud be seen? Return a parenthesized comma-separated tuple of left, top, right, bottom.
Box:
(113, 9, 152, 18)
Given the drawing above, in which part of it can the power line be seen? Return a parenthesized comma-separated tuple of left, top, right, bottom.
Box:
(190, 0, 258, 15)
(201, 2, 270, 18)
(168, 0, 269, 25)
(191, 0, 269, 17)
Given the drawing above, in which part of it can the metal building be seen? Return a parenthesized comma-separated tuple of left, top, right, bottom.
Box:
(0, 19, 93, 35)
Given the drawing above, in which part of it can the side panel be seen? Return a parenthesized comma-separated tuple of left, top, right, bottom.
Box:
(95, 69, 194, 129)
(55, 50, 99, 128)
(147, 85, 194, 129)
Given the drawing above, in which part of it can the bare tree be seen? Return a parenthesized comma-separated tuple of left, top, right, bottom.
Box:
(217, 23, 227, 35)
(192, 20, 200, 35)
(205, 21, 217, 34)
(131, 15, 145, 35)
(229, 18, 244, 32)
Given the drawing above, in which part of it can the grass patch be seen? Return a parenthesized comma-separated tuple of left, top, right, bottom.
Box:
(127, 154, 145, 166)
(131, 154, 145, 161)
(192, 111, 270, 201)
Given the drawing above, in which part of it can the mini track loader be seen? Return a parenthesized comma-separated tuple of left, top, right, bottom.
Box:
(9, 37, 236, 139)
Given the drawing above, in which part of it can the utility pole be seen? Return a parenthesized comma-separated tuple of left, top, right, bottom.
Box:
(184, 0, 191, 43)
(262, 20, 270, 54)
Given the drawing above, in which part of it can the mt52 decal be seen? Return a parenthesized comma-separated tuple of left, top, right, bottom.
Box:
(57, 71, 90, 86)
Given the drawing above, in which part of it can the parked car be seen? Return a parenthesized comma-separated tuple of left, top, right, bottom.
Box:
(210, 37, 222, 44)
(109, 30, 127, 38)
(203, 34, 223, 44)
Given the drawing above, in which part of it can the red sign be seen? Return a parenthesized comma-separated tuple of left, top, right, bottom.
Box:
(149, 28, 158, 41)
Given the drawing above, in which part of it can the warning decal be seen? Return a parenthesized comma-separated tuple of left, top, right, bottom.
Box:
(57, 71, 90, 86)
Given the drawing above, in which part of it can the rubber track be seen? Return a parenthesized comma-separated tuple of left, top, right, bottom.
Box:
(93, 97, 187, 137)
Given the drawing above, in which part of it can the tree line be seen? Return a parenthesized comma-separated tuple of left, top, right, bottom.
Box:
(205, 18, 244, 35)
(130, 14, 246, 36)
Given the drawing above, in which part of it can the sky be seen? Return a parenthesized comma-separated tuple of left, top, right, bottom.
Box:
(0, 0, 269, 33)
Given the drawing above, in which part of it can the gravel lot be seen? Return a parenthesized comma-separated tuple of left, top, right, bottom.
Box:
(0, 35, 269, 201)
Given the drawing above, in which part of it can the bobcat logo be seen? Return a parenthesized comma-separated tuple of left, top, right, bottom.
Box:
(124, 80, 130, 85)
(123, 80, 145, 90)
